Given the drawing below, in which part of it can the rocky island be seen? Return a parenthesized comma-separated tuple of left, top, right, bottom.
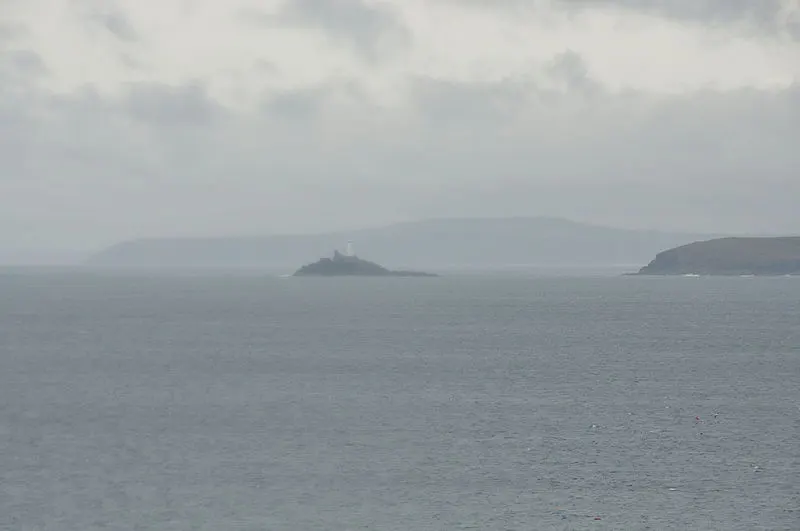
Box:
(635, 237, 800, 276)
(293, 250, 438, 277)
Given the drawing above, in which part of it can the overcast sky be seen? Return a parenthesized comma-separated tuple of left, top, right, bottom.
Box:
(1, 0, 799, 251)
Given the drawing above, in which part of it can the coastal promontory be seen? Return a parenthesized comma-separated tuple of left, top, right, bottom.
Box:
(636, 237, 800, 276)
(293, 250, 437, 277)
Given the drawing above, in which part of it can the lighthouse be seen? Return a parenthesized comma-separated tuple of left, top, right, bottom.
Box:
(345, 240, 355, 257)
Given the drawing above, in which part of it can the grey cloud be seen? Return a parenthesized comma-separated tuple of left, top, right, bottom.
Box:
(0, 49, 47, 98)
(260, 78, 368, 125)
(412, 51, 601, 126)
(119, 53, 144, 70)
(449, 0, 799, 38)
(1, 49, 46, 77)
(253, 59, 279, 75)
(3, 86, 150, 181)
(410, 77, 523, 126)
(1, 71, 799, 250)
(0, 25, 13, 44)
(97, 10, 138, 42)
(75, 0, 139, 42)
(404, 75, 800, 229)
(268, 0, 409, 60)
(262, 86, 329, 121)
(0, 22, 26, 46)
(122, 82, 223, 126)
(592, 1, 799, 39)
(568, 0, 783, 20)
(545, 51, 601, 94)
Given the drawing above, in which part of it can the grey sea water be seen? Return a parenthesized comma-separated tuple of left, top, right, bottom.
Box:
(1, 271, 799, 530)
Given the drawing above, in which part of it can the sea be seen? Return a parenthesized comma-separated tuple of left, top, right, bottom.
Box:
(1, 269, 798, 530)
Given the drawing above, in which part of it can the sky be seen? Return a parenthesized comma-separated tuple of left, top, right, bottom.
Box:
(1, 0, 799, 253)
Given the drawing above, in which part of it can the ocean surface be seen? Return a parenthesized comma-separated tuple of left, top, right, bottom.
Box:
(1, 270, 799, 530)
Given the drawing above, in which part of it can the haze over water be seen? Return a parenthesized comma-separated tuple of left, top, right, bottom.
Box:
(2, 271, 799, 530)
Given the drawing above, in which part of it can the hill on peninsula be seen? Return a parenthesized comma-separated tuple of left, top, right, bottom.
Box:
(87, 217, 724, 270)
(636, 237, 800, 276)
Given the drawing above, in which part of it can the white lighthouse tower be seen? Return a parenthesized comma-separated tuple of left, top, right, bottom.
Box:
(345, 240, 355, 257)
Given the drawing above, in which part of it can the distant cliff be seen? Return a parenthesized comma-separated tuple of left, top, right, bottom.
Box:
(86, 217, 725, 269)
(636, 237, 800, 276)
(294, 251, 437, 277)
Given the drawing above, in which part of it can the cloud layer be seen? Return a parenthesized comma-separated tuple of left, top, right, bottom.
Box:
(1, 0, 799, 251)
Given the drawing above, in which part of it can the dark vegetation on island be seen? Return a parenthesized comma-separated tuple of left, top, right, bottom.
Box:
(635, 237, 800, 276)
(293, 250, 438, 277)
